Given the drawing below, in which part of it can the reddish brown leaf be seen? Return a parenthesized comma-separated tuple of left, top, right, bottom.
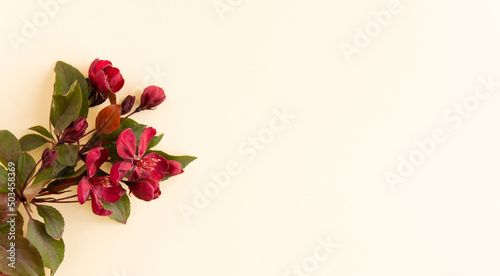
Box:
(95, 104, 122, 134)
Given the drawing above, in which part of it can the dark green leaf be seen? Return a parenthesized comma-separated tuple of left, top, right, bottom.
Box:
(36, 205, 64, 240)
(0, 166, 8, 193)
(0, 233, 44, 276)
(102, 194, 130, 224)
(17, 153, 36, 188)
(33, 168, 54, 185)
(51, 161, 66, 177)
(26, 219, 64, 274)
(50, 81, 83, 134)
(19, 134, 49, 152)
(0, 130, 21, 168)
(28, 125, 54, 141)
(54, 144, 78, 167)
(0, 211, 24, 235)
(149, 150, 197, 170)
(54, 61, 88, 118)
(147, 134, 164, 150)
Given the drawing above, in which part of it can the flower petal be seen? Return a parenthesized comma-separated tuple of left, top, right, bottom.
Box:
(88, 58, 99, 82)
(94, 70, 110, 93)
(110, 161, 134, 185)
(90, 190, 113, 216)
(93, 185, 124, 203)
(116, 128, 137, 160)
(86, 147, 109, 178)
(138, 127, 156, 158)
(77, 177, 91, 204)
(138, 152, 169, 180)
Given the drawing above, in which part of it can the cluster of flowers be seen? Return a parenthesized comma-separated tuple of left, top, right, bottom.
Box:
(0, 59, 194, 276)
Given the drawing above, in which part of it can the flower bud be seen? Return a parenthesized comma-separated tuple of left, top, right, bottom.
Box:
(120, 95, 135, 115)
(41, 148, 58, 170)
(61, 117, 88, 143)
(166, 160, 183, 177)
(137, 86, 166, 111)
(128, 178, 160, 202)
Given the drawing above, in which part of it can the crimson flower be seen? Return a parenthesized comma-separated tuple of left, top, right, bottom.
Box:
(111, 127, 168, 181)
(110, 127, 183, 200)
(88, 58, 124, 96)
(77, 147, 125, 216)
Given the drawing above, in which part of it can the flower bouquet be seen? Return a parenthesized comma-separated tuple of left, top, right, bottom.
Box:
(0, 59, 196, 275)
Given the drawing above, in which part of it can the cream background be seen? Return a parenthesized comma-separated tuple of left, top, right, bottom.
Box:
(2, 0, 500, 275)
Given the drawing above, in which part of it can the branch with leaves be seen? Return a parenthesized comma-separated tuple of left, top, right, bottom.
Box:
(0, 59, 196, 276)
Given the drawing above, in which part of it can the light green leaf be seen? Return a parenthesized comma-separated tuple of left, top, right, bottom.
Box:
(50, 81, 82, 134)
(54, 61, 88, 118)
(19, 134, 49, 152)
(36, 205, 64, 240)
(26, 219, 64, 275)
(28, 125, 54, 141)
(0, 130, 21, 168)
(147, 134, 164, 150)
(54, 144, 78, 167)
(17, 153, 36, 188)
(102, 194, 131, 224)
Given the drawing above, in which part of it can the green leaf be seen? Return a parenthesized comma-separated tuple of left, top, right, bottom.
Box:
(51, 161, 66, 177)
(0, 233, 45, 276)
(54, 144, 78, 167)
(0, 166, 8, 193)
(50, 81, 83, 134)
(54, 61, 88, 118)
(28, 125, 54, 141)
(147, 134, 164, 150)
(149, 150, 197, 170)
(26, 219, 64, 274)
(0, 211, 24, 235)
(102, 118, 147, 143)
(36, 205, 64, 240)
(17, 153, 36, 188)
(102, 194, 131, 224)
(33, 168, 54, 185)
(0, 130, 21, 168)
(19, 134, 49, 152)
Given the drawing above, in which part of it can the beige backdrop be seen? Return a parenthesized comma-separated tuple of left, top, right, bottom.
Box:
(2, 0, 500, 275)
